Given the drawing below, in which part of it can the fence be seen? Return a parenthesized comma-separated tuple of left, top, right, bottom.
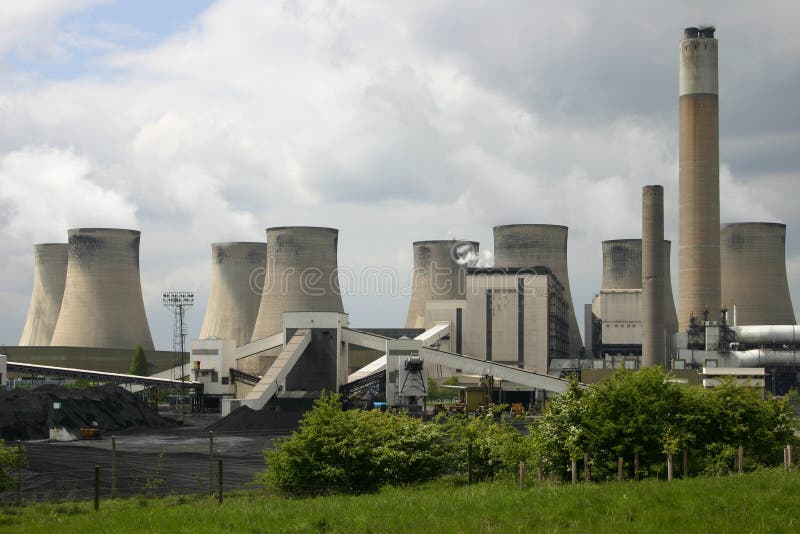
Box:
(1, 429, 279, 505)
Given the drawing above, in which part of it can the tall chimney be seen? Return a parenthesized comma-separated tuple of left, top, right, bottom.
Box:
(679, 25, 720, 331)
(642, 185, 665, 367)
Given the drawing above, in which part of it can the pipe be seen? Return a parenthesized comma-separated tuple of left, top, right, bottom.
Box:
(733, 325, 800, 346)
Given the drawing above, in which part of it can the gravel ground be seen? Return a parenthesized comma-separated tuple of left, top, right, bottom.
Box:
(2, 411, 297, 503)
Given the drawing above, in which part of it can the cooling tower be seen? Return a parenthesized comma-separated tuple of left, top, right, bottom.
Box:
(19, 243, 69, 346)
(50, 228, 154, 350)
(405, 240, 479, 328)
(642, 185, 666, 367)
(601, 239, 679, 334)
(493, 224, 583, 357)
(679, 25, 720, 331)
(721, 222, 796, 325)
(250, 227, 344, 340)
(199, 242, 267, 346)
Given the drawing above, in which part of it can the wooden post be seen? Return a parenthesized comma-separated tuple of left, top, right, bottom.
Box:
(784, 446, 789, 470)
(738, 446, 744, 474)
(583, 453, 590, 482)
(537, 461, 543, 482)
(788, 444, 794, 467)
(94, 466, 100, 511)
(667, 454, 673, 481)
(682, 449, 689, 478)
(519, 461, 525, 489)
(617, 457, 624, 481)
(111, 436, 116, 499)
(218, 459, 223, 503)
(634, 452, 640, 481)
(209, 431, 214, 496)
(467, 444, 473, 485)
(571, 459, 577, 484)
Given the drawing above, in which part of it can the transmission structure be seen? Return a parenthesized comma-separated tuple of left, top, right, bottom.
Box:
(163, 291, 194, 423)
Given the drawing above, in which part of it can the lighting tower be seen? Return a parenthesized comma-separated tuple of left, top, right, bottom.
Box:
(163, 291, 194, 423)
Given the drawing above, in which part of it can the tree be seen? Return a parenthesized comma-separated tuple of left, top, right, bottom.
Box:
(130, 345, 149, 376)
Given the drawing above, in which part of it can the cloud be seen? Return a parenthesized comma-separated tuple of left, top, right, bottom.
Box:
(1, 0, 800, 347)
(0, 145, 137, 242)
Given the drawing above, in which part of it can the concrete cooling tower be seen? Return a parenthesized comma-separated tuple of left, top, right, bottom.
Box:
(50, 228, 154, 350)
(601, 239, 679, 334)
(199, 242, 267, 346)
(493, 224, 583, 358)
(19, 243, 69, 346)
(405, 240, 480, 328)
(250, 227, 344, 340)
(721, 222, 796, 325)
(679, 25, 721, 331)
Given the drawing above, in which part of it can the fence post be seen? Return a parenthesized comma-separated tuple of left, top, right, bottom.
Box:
(537, 461, 543, 482)
(94, 466, 100, 511)
(789, 444, 794, 467)
(667, 454, 673, 481)
(738, 446, 744, 474)
(467, 444, 473, 485)
(571, 458, 577, 484)
(634, 452, 640, 481)
(519, 461, 525, 489)
(209, 431, 214, 496)
(218, 459, 223, 504)
(784, 446, 789, 470)
(16, 440, 22, 506)
(111, 436, 116, 499)
(583, 453, 590, 482)
(617, 457, 624, 482)
(682, 449, 689, 478)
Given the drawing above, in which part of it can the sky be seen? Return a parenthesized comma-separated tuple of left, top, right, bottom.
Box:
(1, 0, 799, 351)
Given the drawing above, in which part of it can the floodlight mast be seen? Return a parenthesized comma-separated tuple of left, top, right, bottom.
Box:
(162, 291, 194, 424)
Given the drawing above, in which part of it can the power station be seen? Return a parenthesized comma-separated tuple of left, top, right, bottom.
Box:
(5, 24, 800, 412)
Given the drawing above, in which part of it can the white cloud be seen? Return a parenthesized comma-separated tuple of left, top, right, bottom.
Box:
(1, 0, 800, 346)
(0, 145, 137, 242)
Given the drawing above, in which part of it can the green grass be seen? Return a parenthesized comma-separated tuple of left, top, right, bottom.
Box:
(3, 469, 800, 533)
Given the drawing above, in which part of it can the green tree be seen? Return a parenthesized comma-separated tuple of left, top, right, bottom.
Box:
(130, 345, 149, 376)
(0, 440, 26, 491)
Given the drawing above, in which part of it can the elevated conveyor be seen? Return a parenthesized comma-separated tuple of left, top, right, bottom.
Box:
(7, 361, 201, 389)
(222, 329, 311, 415)
(419, 348, 574, 393)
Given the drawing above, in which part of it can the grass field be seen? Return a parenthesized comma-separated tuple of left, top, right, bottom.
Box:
(3, 469, 799, 533)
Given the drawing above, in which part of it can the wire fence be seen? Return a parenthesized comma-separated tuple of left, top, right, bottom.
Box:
(0, 428, 285, 505)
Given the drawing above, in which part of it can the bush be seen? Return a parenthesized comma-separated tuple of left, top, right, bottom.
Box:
(261, 393, 521, 495)
(0, 440, 25, 492)
(526, 369, 798, 481)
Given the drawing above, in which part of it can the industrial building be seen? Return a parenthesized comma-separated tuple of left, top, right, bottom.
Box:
(493, 224, 584, 359)
(587, 239, 677, 360)
(405, 240, 479, 328)
(7, 24, 800, 407)
(51, 228, 154, 351)
(199, 242, 267, 346)
(721, 223, 796, 326)
(19, 243, 68, 346)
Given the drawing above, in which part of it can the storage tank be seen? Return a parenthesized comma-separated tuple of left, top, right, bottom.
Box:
(405, 240, 479, 328)
(601, 239, 679, 335)
(493, 224, 583, 357)
(721, 222, 796, 325)
(50, 228, 154, 350)
(199, 242, 267, 346)
(679, 25, 721, 331)
(19, 243, 69, 346)
(250, 227, 344, 340)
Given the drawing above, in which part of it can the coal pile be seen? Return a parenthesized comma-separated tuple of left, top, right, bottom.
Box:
(0, 383, 176, 441)
(207, 406, 302, 434)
